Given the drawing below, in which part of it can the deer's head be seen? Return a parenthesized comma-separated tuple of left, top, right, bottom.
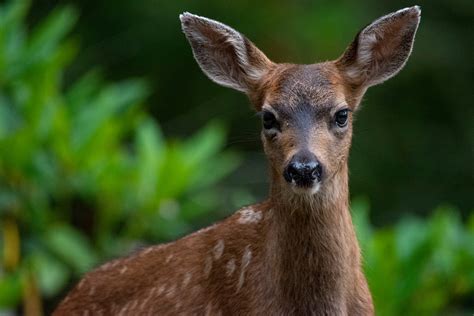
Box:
(180, 7, 420, 196)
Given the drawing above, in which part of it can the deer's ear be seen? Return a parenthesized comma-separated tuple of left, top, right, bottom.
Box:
(336, 6, 421, 88)
(180, 12, 273, 94)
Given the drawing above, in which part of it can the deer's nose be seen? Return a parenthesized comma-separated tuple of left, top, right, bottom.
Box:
(284, 152, 323, 186)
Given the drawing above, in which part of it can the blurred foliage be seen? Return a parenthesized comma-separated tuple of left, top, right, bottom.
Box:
(0, 1, 239, 313)
(0, 0, 472, 315)
(353, 198, 474, 315)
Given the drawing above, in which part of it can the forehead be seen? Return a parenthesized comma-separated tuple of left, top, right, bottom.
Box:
(262, 63, 346, 114)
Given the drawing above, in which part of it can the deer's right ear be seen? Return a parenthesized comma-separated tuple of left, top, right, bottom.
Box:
(336, 6, 421, 88)
(180, 13, 274, 94)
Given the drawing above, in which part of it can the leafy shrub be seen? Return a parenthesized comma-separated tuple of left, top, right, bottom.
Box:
(0, 1, 239, 312)
(353, 198, 474, 316)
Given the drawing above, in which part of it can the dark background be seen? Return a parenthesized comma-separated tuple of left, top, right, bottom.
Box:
(30, 0, 474, 224)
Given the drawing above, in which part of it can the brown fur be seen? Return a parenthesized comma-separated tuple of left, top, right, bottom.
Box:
(55, 7, 420, 315)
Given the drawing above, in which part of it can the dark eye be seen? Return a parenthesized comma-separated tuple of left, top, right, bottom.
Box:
(335, 109, 349, 127)
(262, 111, 278, 130)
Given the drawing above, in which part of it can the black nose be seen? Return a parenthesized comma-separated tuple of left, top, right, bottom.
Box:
(284, 152, 323, 186)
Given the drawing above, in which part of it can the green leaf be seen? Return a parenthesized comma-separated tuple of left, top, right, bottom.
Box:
(26, 6, 77, 65)
(0, 271, 22, 308)
(182, 121, 226, 166)
(33, 252, 69, 298)
(43, 225, 97, 274)
(71, 80, 149, 149)
(135, 118, 164, 206)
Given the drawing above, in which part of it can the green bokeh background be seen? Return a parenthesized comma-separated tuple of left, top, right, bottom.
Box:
(0, 0, 473, 314)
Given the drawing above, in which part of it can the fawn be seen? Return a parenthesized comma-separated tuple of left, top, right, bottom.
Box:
(55, 6, 420, 315)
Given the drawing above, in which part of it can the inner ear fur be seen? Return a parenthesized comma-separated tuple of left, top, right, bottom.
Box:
(180, 12, 274, 95)
(336, 6, 421, 88)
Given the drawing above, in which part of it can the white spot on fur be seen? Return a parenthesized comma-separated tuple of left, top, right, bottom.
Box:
(139, 288, 155, 309)
(226, 258, 236, 277)
(201, 224, 215, 232)
(166, 284, 176, 298)
(265, 208, 274, 220)
(62, 295, 70, 304)
(238, 207, 262, 224)
(118, 302, 129, 316)
(157, 285, 166, 296)
(204, 255, 213, 278)
(140, 296, 150, 309)
(89, 286, 95, 296)
(205, 302, 213, 316)
(140, 248, 153, 256)
(119, 266, 128, 274)
(165, 254, 173, 263)
(237, 246, 252, 291)
(99, 259, 120, 271)
(182, 272, 192, 287)
(213, 240, 225, 260)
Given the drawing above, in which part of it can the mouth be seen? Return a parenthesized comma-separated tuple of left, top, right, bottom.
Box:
(287, 178, 321, 195)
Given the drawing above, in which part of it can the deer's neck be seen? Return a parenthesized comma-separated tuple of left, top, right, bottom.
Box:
(264, 165, 358, 313)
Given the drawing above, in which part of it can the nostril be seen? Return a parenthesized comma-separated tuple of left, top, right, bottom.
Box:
(285, 161, 323, 183)
(311, 163, 323, 181)
(287, 163, 300, 180)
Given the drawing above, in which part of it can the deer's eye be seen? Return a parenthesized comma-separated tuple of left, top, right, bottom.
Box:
(335, 109, 349, 127)
(262, 111, 278, 130)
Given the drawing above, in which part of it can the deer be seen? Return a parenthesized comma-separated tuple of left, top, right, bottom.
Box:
(54, 6, 420, 315)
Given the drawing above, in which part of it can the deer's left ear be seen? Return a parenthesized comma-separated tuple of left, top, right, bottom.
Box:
(336, 6, 421, 88)
(180, 12, 274, 94)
